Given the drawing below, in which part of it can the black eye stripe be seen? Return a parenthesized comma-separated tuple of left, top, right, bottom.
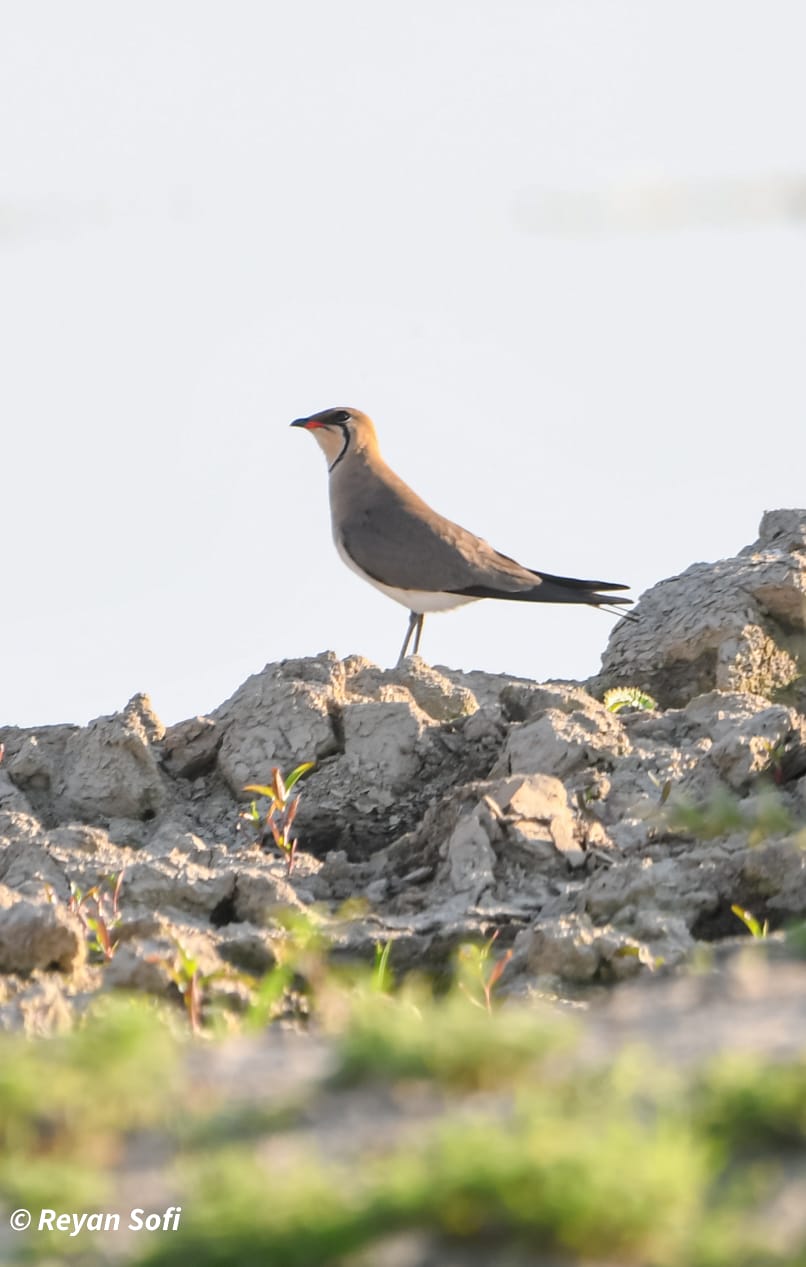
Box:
(324, 409, 351, 425)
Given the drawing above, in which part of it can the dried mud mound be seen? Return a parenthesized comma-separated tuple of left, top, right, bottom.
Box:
(1, 509, 806, 1031)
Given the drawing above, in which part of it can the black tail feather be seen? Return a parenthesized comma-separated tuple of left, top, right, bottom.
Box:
(532, 569, 630, 593)
(451, 569, 634, 614)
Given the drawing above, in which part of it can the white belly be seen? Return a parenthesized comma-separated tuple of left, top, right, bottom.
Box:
(334, 535, 479, 614)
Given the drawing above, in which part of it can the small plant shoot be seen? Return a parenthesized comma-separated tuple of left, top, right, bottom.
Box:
(68, 871, 125, 961)
(242, 761, 315, 874)
(603, 687, 658, 713)
(731, 905, 769, 939)
(457, 929, 513, 1013)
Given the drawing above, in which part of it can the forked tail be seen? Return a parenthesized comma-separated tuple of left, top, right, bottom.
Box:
(453, 568, 634, 616)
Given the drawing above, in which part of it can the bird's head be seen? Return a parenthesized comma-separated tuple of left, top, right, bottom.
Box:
(290, 407, 378, 470)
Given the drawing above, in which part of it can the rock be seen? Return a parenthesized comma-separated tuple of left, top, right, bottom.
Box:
(0, 891, 86, 973)
(0, 975, 78, 1035)
(388, 658, 478, 722)
(496, 703, 630, 780)
(445, 802, 497, 900)
(595, 509, 806, 707)
(217, 923, 279, 973)
(104, 940, 178, 995)
(462, 707, 505, 745)
(6, 734, 55, 789)
(3, 516, 806, 1025)
(231, 865, 305, 926)
(738, 839, 806, 916)
(492, 773, 584, 868)
(340, 698, 434, 801)
(161, 716, 221, 779)
(61, 696, 166, 820)
(513, 914, 647, 983)
(3, 726, 78, 801)
(48, 824, 113, 856)
(743, 508, 806, 622)
(143, 820, 216, 862)
(0, 810, 44, 844)
(433, 665, 537, 713)
(214, 658, 342, 798)
(121, 857, 235, 920)
(500, 680, 605, 723)
(0, 769, 33, 814)
(709, 704, 806, 790)
(752, 507, 806, 553)
(124, 693, 166, 744)
(0, 838, 70, 900)
(107, 817, 152, 849)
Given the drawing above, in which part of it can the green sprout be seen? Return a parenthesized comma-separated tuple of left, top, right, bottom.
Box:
(159, 940, 254, 1034)
(457, 929, 513, 1014)
(242, 761, 315, 874)
(731, 905, 770, 939)
(603, 686, 658, 713)
(576, 784, 601, 812)
(648, 771, 673, 805)
(372, 940, 394, 994)
(68, 871, 125, 961)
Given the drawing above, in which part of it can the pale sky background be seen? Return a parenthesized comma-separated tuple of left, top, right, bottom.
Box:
(2, 1, 806, 727)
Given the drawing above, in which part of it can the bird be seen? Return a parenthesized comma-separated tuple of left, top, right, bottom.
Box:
(291, 406, 633, 664)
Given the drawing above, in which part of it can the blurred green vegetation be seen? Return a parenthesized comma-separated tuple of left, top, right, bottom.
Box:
(665, 787, 796, 844)
(1, 932, 806, 1267)
(0, 999, 178, 1218)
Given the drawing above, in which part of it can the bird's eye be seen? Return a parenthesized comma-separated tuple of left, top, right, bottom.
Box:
(326, 410, 351, 425)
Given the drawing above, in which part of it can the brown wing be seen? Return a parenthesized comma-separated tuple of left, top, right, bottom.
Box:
(335, 461, 540, 594)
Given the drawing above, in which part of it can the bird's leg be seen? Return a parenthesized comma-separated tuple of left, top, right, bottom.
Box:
(412, 613, 424, 656)
(397, 611, 420, 665)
